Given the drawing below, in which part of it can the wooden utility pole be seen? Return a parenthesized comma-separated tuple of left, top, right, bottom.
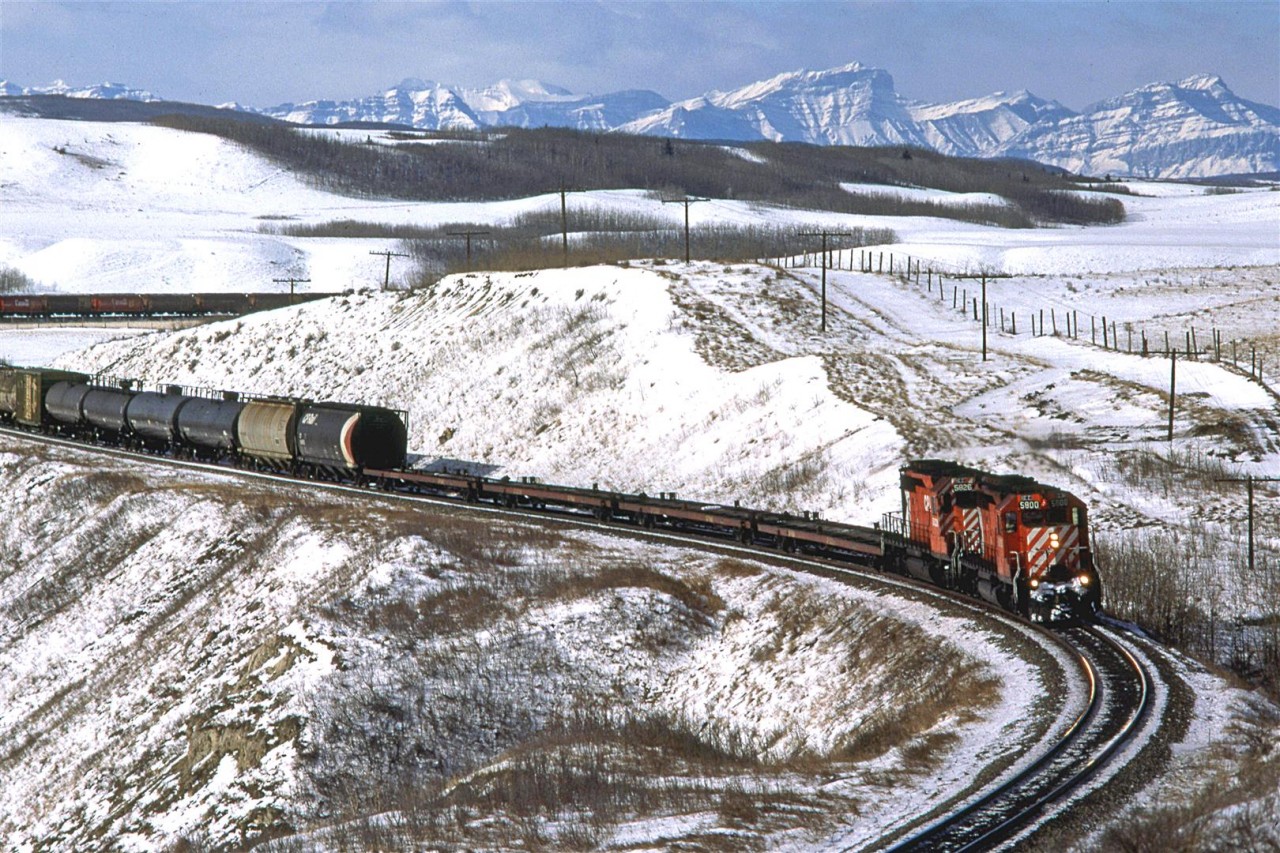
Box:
(368, 250, 408, 290)
(661, 196, 708, 263)
(798, 231, 852, 333)
(272, 277, 311, 304)
(1214, 476, 1280, 574)
(446, 230, 490, 270)
(951, 271, 1010, 361)
(559, 184, 582, 267)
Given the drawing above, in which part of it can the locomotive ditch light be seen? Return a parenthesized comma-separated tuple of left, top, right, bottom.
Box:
(1029, 578, 1040, 589)
(1077, 574, 1090, 586)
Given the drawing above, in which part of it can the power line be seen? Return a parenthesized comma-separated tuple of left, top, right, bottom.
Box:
(272, 277, 310, 303)
(661, 196, 708, 264)
(559, 184, 585, 267)
(798, 231, 852, 333)
(368, 250, 408, 290)
(445, 230, 490, 270)
(1214, 476, 1280, 574)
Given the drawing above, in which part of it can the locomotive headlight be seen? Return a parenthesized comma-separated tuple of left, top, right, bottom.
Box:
(1049, 532, 1060, 548)
(1076, 574, 1090, 586)
(1029, 578, 1040, 589)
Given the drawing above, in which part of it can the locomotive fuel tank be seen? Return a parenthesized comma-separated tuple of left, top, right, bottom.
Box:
(177, 396, 244, 451)
(236, 400, 298, 462)
(82, 387, 135, 433)
(126, 389, 191, 443)
(295, 403, 408, 470)
(44, 381, 94, 426)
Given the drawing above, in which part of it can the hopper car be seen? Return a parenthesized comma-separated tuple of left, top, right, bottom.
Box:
(0, 292, 338, 319)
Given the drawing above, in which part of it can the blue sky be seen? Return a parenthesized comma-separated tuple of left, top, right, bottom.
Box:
(1, 1, 1277, 110)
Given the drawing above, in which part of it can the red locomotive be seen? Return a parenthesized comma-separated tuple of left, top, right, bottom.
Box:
(887, 459, 1101, 622)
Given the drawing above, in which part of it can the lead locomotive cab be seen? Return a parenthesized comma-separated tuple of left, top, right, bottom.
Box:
(891, 459, 1101, 623)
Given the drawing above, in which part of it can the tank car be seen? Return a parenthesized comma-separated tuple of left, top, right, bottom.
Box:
(236, 399, 299, 468)
(295, 403, 408, 473)
(125, 388, 191, 448)
(44, 380, 95, 431)
(177, 393, 245, 460)
(81, 386, 136, 435)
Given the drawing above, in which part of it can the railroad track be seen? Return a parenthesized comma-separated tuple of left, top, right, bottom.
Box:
(873, 624, 1150, 852)
(1, 426, 1155, 849)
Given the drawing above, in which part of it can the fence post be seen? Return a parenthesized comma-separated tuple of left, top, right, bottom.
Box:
(1073, 310, 1079, 339)
(879, 252, 883, 273)
(973, 297, 979, 321)
(1112, 322, 1118, 352)
(1165, 331, 1171, 354)
(1040, 309, 1045, 337)
(1012, 311, 1017, 334)
(1186, 330, 1193, 358)
(1232, 339, 1237, 366)
(1127, 326, 1132, 353)
(952, 286, 958, 309)
(1052, 309, 1058, 336)
(1092, 316, 1097, 345)
(1001, 307, 1006, 332)
(1142, 332, 1148, 356)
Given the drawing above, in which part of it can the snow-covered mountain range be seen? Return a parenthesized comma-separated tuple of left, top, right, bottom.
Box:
(0, 79, 158, 101)
(3, 61, 1277, 178)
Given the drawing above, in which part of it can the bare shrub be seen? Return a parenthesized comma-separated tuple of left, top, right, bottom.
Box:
(0, 266, 37, 293)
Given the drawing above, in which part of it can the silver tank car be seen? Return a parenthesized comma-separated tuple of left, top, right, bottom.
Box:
(236, 399, 298, 463)
(295, 403, 407, 470)
(44, 381, 94, 426)
(126, 389, 191, 443)
(177, 397, 244, 451)
(82, 387, 135, 433)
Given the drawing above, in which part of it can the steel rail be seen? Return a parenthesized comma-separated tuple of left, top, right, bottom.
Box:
(874, 625, 1150, 852)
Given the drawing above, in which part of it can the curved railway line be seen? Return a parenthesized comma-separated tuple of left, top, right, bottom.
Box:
(0, 424, 1160, 850)
(875, 625, 1150, 851)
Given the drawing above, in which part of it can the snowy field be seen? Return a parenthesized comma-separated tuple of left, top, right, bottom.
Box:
(3, 115, 1276, 298)
(1, 112, 1278, 849)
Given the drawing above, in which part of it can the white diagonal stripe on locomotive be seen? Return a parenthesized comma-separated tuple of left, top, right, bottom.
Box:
(962, 506, 983, 552)
(1025, 524, 1079, 574)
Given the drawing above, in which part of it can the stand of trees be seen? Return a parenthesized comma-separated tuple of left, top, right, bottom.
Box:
(153, 116, 1125, 228)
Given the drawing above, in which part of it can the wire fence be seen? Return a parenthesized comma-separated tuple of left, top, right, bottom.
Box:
(761, 248, 1276, 396)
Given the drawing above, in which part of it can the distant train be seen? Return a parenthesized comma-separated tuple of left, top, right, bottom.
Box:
(0, 292, 340, 319)
(0, 366, 1101, 623)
